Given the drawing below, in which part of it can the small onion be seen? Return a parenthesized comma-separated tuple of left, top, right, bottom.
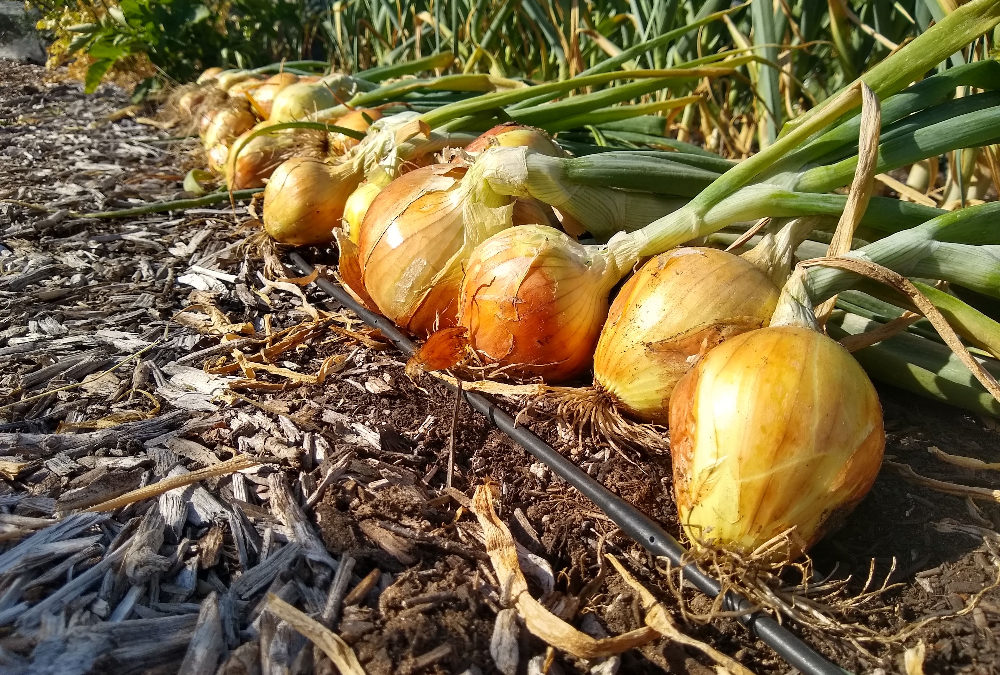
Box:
(464, 123, 565, 158)
(670, 325, 885, 563)
(593, 247, 780, 422)
(459, 225, 618, 381)
(328, 108, 383, 156)
(262, 157, 362, 246)
(269, 74, 359, 123)
(197, 66, 224, 84)
(225, 122, 327, 190)
(201, 99, 256, 151)
(226, 76, 267, 99)
(246, 72, 300, 119)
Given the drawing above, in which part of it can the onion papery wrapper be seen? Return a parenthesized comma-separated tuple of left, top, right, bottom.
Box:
(343, 181, 384, 245)
(669, 325, 885, 564)
(593, 247, 781, 424)
(244, 72, 301, 119)
(459, 224, 620, 382)
(201, 99, 257, 151)
(262, 157, 363, 246)
(463, 122, 566, 158)
(328, 108, 384, 157)
(359, 161, 548, 335)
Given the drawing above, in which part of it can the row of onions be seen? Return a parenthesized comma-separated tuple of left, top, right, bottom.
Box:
(173, 0, 1000, 568)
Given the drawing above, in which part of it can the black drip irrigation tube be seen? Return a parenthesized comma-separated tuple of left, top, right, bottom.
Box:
(288, 251, 846, 675)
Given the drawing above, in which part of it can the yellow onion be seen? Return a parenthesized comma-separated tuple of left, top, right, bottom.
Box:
(463, 122, 565, 158)
(226, 76, 267, 99)
(262, 157, 362, 246)
(343, 181, 384, 244)
(197, 66, 224, 84)
(328, 108, 383, 156)
(225, 122, 327, 190)
(215, 69, 254, 92)
(201, 99, 257, 151)
(359, 163, 550, 335)
(459, 225, 619, 381)
(670, 325, 885, 562)
(593, 247, 780, 422)
(269, 74, 360, 123)
(244, 72, 300, 119)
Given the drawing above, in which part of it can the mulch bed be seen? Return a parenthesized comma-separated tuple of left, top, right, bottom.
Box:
(1, 58, 999, 674)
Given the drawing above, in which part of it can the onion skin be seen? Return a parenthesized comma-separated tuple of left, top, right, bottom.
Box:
(197, 67, 224, 84)
(459, 225, 615, 382)
(262, 157, 362, 246)
(201, 99, 256, 151)
(594, 247, 780, 423)
(669, 325, 885, 563)
(328, 108, 383, 156)
(245, 72, 300, 119)
(343, 182, 383, 244)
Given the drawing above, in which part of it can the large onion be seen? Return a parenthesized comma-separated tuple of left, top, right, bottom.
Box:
(669, 325, 885, 562)
(593, 247, 780, 421)
(245, 72, 301, 119)
(463, 122, 565, 158)
(328, 108, 384, 156)
(358, 163, 552, 335)
(262, 157, 362, 246)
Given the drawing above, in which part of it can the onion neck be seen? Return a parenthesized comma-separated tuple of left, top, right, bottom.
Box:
(770, 269, 821, 330)
(741, 217, 820, 288)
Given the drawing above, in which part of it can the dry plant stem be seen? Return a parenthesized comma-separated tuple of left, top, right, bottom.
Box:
(929, 447, 1000, 471)
(887, 461, 1000, 504)
(265, 594, 366, 675)
(838, 311, 922, 352)
(471, 484, 661, 659)
(605, 555, 755, 675)
(447, 380, 461, 490)
(816, 82, 881, 324)
(86, 455, 262, 512)
(802, 257, 1000, 401)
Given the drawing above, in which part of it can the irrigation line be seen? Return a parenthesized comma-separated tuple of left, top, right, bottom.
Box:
(288, 251, 844, 675)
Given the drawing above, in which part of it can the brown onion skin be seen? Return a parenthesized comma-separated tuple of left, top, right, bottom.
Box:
(669, 325, 885, 563)
(262, 157, 361, 246)
(594, 247, 780, 423)
(225, 124, 327, 190)
(328, 108, 383, 156)
(201, 99, 257, 149)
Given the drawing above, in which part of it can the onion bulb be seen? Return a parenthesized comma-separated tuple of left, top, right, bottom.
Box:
(269, 74, 362, 123)
(358, 162, 552, 335)
(245, 72, 300, 119)
(201, 99, 256, 151)
(670, 325, 885, 562)
(262, 157, 362, 246)
(464, 123, 565, 158)
(328, 108, 383, 156)
(593, 247, 780, 421)
(459, 224, 619, 381)
(197, 66, 224, 84)
(225, 122, 327, 190)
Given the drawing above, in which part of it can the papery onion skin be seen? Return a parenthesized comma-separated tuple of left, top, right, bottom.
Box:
(246, 72, 300, 119)
(262, 157, 361, 246)
(343, 181, 383, 244)
(328, 108, 383, 156)
(460, 224, 615, 382)
(225, 124, 327, 190)
(594, 247, 780, 423)
(197, 67, 224, 84)
(201, 99, 257, 151)
(669, 325, 885, 563)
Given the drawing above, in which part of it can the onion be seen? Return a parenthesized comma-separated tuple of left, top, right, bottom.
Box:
(262, 157, 362, 246)
(464, 123, 565, 158)
(226, 76, 267, 99)
(269, 74, 362, 123)
(215, 70, 254, 92)
(460, 224, 618, 381)
(197, 66, 224, 84)
(245, 72, 300, 119)
(592, 247, 780, 421)
(225, 122, 328, 190)
(328, 108, 383, 156)
(359, 162, 552, 335)
(670, 325, 885, 562)
(201, 99, 257, 151)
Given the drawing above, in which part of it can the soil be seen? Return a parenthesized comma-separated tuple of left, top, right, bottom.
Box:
(2, 59, 999, 674)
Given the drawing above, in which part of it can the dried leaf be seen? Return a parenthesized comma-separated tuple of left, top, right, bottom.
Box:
(406, 327, 470, 379)
(887, 461, 1000, 503)
(471, 484, 659, 659)
(928, 446, 1000, 471)
(0, 460, 32, 480)
(266, 594, 366, 675)
(606, 555, 755, 675)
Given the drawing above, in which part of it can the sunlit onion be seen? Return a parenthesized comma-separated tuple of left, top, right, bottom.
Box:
(343, 181, 384, 244)
(197, 66, 224, 84)
(593, 247, 780, 421)
(670, 325, 885, 563)
(262, 157, 362, 246)
(269, 74, 361, 123)
(245, 72, 300, 119)
(359, 163, 550, 335)
(225, 123, 327, 190)
(201, 99, 256, 151)
(464, 122, 565, 158)
(460, 225, 618, 381)
(328, 108, 383, 156)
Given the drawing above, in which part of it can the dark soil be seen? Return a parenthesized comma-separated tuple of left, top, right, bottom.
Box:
(2, 59, 999, 675)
